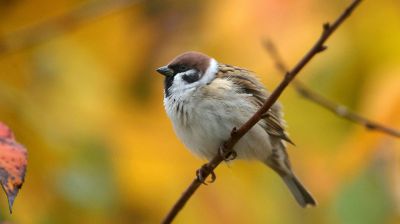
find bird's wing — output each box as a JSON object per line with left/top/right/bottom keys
{"left": 216, "top": 63, "right": 294, "bottom": 144}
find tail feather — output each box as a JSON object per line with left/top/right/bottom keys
{"left": 282, "top": 175, "right": 316, "bottom": 207}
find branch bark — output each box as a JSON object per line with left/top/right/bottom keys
{"left": 162, "top": 1, "right": 363, "bottom": 223}
{"left": 263, "top": 39, "right": 400, "bottom": 138}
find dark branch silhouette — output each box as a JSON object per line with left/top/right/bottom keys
{"left": 162, "top": 0, "right": 363, "bottom": 223}
{"left": 263, "top": 39, "right": 400, "bottom": 138}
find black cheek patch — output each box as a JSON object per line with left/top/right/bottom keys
{"left": 182, "top": 73, "right": 199, "bottom": 83}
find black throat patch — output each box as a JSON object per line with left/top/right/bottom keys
{"left": 164, "top": 76, "right": 174, "bottom": 97}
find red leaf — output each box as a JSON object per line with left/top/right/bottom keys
{"left": 0, "top": 123, "right": 27, "bottom": 213}
{"left": 0, "top": 124, "right": 14, "bottom": 140}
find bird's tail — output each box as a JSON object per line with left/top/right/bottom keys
{"left": 281, "top": 174, "right": 316, "bottom": 207}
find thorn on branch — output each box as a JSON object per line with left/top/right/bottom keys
{"left": 318, "top": 45, "right": 328, "bottom": 52}
{"left": 365, "top": 123, "right": 376, "bottom": 130}
{"left": 323, "top": 23, "right": 331, "bottom": 30}
{"left": 284, "top": 72, "right": 292, "bottom": 80}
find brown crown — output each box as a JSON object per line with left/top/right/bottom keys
{"left": 168, "top": 51, "right": 211, "bottom": 74}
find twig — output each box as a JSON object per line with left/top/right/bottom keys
{"left": 162, "top": 0, "right": 363, "bottom": 223}
{"left": 0, "top": 0, "right": 142, "bottom": 57}
{"left": 263, "top": 39, "right": 400, "bottom": 138}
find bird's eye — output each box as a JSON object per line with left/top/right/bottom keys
{"left": 175, "top": 65, "right": 189, "bottom": 73}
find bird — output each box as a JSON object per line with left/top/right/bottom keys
{"left": 156, "top": 51, "right": 316, "bottom": 207}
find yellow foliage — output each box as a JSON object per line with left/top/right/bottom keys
{"left": 0, "top": 0, "right": 399, "bottom": 223}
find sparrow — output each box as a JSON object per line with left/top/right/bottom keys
{"left": 156, "top": 51, "right": 316, "bottom": 207}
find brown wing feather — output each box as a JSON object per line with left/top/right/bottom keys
{"left": 216, "top": 63, "right": 294, "bottom": 144}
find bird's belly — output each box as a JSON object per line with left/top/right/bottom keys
{"left": 172, "top": 106, "right": 273, "bottom": 161}
{"left": 173, "top": 113, "right": 230, "bottom": 160}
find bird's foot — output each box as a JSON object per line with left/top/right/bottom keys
{"left": 196, "top": 164, "right": 216, "bottom": 185}
{"left": 219, "top": 145, "right": 237, "bottom": 162}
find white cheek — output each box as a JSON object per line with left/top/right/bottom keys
{"left": 171, "top": 69, "right": 199, "bottom": 91}
{"left": 201, "top": 58, "right": 218, "bottom": 84}
{"left": 172, "top": 76, "right": 185, "bottom": 89}
{"left": 169, "top": 59, "right": 218, "bottom": 96}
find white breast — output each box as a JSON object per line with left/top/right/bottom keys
{"left": 164, "top": 78, "right": 273, "bottom": 161}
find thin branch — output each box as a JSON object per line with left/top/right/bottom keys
{"left": 162, "top": 0, "right": 363, "bottom": 223}
{"left": 263, "top": 39, "right": 400, "bottom": 138}
{"left": 0, "top": 0, "right": 142, "bottom": 57}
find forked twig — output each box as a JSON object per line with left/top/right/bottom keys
{"left": 162, "top": 1, "right": 363, "bottom": 223}
{"left": 263, "top": 39, "right": 400, "bottom": 138}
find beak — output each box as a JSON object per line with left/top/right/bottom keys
{"left": 156, "top": 66, "right": 174, "bottom": 77}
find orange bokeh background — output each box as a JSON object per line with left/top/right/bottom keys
{"left": 0, "top": 0, "right": 399, "bottom": 223}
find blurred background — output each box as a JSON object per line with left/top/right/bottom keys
{"left": 0, "top": 0, "right": 399, "bottom": 223}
